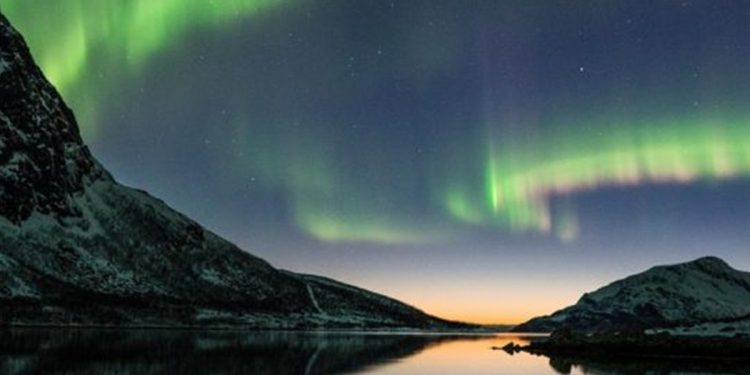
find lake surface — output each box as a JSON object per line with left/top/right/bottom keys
{"left": 1, "top": 329, "right": 748, "bottom": 374}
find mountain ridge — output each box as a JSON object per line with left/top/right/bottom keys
{"left": 0, "top": 12, "right": 464, "bottom": 330}
{"left": 514, "top": 256, "right": 750, "bottom": 333}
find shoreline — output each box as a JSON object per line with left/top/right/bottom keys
{"left": 0, "top": 323, "right": 514, "bottom": 334}
{"left": 512, "top": 330, "right": 750, "bottom": 360}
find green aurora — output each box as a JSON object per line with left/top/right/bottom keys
{"left": 444, "top": 114, "right": 750, "bottom": 241}
{"left": 0, "top": 0, "right": 285, "bottom": 137}
{"left": 4, "top": 1, "right": 750, "bottom": 245}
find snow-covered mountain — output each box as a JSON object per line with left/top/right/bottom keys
{"left": 0, "top": 13, "right": 462, "bottom": 329}
{"left": 514, "top": 256, "right": 750, "bottom": 333}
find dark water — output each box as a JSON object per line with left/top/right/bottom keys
{"left": 0, "top": 329, "right": 748, "bottom": 374}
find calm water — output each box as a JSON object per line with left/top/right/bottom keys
{"left": 0, "top": 329, "right": 748, "bottom": 374}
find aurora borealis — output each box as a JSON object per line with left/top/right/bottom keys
{"left": 448, "top": 114, "right": 750, "bottom": 239}
{"left": 0, "top": 0, "right": 285, "bottom": 136}
{"left": 4, "top": 0, "right": 750, "bottom": 324}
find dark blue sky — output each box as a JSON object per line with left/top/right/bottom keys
{"left": 5, "top": 0, "right": 750, "bottom": 323}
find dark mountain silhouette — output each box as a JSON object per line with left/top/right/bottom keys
{"left": 0, "top": 13, "right": 465, "bottom": 329}
{"left": 514, "top": 256, "right": 750, "bottom": 333}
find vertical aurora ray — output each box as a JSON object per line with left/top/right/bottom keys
{"left": 228, "top": 115, "right": 446, "bottom": 245}
{"left": 0, "top": 0, "right": 286, "bottom": 137}
{"left": 3, "top": 0, "right": 439, "bottom": 245}
{"left": 443, "top": 114, "right": 750, "bottom": 240}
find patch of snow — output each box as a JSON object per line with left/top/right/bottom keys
{"left": 64, "top": 187, "right": 107, "bottom": 237}
{"left": 200, "top": 268, "right": 227, "bottom": 286}
{"left": 196, "top": 308, "right": 235, "bottom": 321}
{"left": 649, "top": 318, "right": 750, "bottom": 337}
{"left": 0, "top": 254, "right": 39, "bottom": 298}
{"left": 0, "top": 152, "right": 31, "bottom": 179}
{"left": 0, "top": 57, "right": 9, "bottom": 76}
{"left": 19, "top": 210, "right": 58, "bottom": 232}
{"left": 307, "top": 283, "right": 326, "bottom": 315}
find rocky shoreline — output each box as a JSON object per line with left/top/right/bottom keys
{"left": 508, "top": 329, "right": 750, "bottom": 359}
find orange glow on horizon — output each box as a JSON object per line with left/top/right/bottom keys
{"left": 329, "top": 265, "right": 604, "bottom": 327}
{"left": 418, "top": 304, "right": 542, "bottom": 326}
{"left": 387, "top": 286, "right": 582, "bottom": 326}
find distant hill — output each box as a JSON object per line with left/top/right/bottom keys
{"left": 514, "top": 256, "right": 750, "bottom": 333}
{"left": 0, "top": 12, "right": 465, "bottom": 330}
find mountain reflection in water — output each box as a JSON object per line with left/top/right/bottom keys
{"left": 2, "top": 330, "right": 748, "bottom": 374}
{"left": 0, "top": 329, "right": 501, "bottom": 374}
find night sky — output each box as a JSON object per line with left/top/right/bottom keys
{"left": 4, "top": 0, "right": 750, "bottom": 324}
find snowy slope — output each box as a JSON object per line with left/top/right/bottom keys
{"left": 0, "top": 13, "right": 462, "bottom": 329}
{"left": 648, "top": 317, "right": 750, "bottom": 337}
{"left": 514, "top": 257, "right": 750, "bottom": 333}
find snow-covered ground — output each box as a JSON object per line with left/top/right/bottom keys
{"left": 516, "top": 256, "right": 750, "bottom": 332}
{"left": 649, "top": 318, "right": 750, "bottom": 337}
{"left": 581, "top": 256, "right": 750, "bottom": 322}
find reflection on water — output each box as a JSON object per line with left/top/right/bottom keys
{"left": 0, "top": 329, "right": 502, "bottom": 375}
{"left": 545, "top": 354, "right": 750, "bottom": 375}
{"left": 0, "top": 329, "right": 747, "bottom": 374}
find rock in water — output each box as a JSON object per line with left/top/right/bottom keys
{"left": 500, "top": 342, "right": 521, "bottom": 354}
{"left": 0, "top": 12, "right": 463, "bottom": 330}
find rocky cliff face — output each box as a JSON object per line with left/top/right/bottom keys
{"left": 0, "top": 13, "right": 108, "bottom": 223}
{"left": 515, "top": 257, "right": 750, "bottom": 333}
{"left": 0, "top": 13, "right": 460, "bottom": 329}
